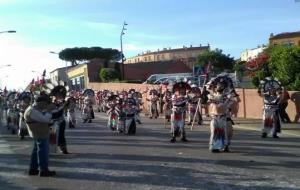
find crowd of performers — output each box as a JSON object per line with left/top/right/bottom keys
{"left": 0, "top": 72, "right": 288, "bottom": 176}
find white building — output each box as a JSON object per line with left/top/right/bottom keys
{"left": 240, "top": 45, "right": 267, "bottom": 62}
{"left": 49, "top": 66, "right": 72, "bottom": 85}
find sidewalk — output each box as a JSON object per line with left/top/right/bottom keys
{"left": 142, "top": 113, "right": 300, "bottom": 137}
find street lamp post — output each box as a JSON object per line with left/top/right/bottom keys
{"left": 120, "top": 21, "right": 128, "bottom": 80}
{"left": 0, "top": 30, "right": 16, "bottom": 34}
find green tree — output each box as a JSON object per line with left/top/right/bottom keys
{"left": 196, "top": 49, "right": 235, "bottom": 74}
{"left": 246, "top": 45, "right": 300, "bottom": 90}
{"left": 99, "top": 68, "right": 120, "bottom": 82}
{"left": 268, "top": 45, "right": 300, "bottom": 90}
{"left": 59, "top": 47, "right": 121, "bottom": 66}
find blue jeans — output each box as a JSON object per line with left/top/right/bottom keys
{"left": 30, "top": 138, "right": 49, "bottom": 172}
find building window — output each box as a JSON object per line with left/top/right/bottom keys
{"left": 157, "top": 55, "right": 160, "bottom": 61}
{"left": 148, "top": 56, "right": 151, "bottom": 61}
{"left": 161, "top": 54, "right": 165, "bottom": 60}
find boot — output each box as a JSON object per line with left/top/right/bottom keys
{"left": 261, "top": 133, "right": 267, "bottom": 138}
{"left": 28, "top": 169, "right": 39, "bottom": 176}
{"left": 170, "top": 137, "right": 176, "bottom": 143}
{"left": 224, "top": 145, "right": 229, "bottom": 152}
{"left": 211, "top": 149, "right": 220, "bottom": 153}
{"left": 273, "top": 134, "right": 279, "bottom": 138}
{"left": 181, "top": 136, "right": 188, "bottom": 142}
{"left": 59, "top": 146, "right": 69, "bottom": 154}
{"left": 39, "top": 170, "right": 56, "bottom": 177}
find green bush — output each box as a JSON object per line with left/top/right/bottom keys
{"left": 99, "top": 68, "right": 120, "bottom": 82}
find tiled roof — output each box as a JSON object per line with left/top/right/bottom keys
{"left": 270, "top": 31, "right": 300, "bottom": 40}
{"left": 124, "top": 60, "right": 192, "bottom": 81}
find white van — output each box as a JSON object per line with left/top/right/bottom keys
{"left": 143, "top": 73, "right": 193, "bottom": 84}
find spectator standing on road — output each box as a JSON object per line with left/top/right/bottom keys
{"left": 24, "top": 92, "right": 63, "bottom": 177}
{"left": 279, "top": 88, "right": 291, "bottom": 123}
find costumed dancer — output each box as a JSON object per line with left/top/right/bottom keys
{"left": 65, "top": 90, "right": 77, "bottom": 128}
{"left": 163, "top": 88, "right": 172, "bottom": 123}
{"left": 17, "top": 91, "right": 33, "bottom": 139}
{"left": 95, "top": 90, "right": 102, "bottom": 112}
{"left": 82, "top": 89, "right": 95, "bottom": 123}
{"left": 106, "top": 93, "right": 120, "bottom": 131}
{"left": 131, "top": 89, "right": 143, "bottom": 124}
{"left": 258, "top": 77, "right": 282, "bottom": 138}
{"left": 187, "top": 84, "right": 203, "bottom": 126}
{"left": 0, "top": 90, "right": 5, "bottom": 122}
{"left": 207, "top": 74, "right": 235, "bottom": 152}
{"left": 123, "top": 96, "right": 137, "bottom": 135}
{"left": 146, "top": 89, "right": 159, "bottom": 119}
{"left": 48, "top": 81, "right": 69, "bottom": 154}
{"left": 6, "top": 91, "right": 19, "bottom": 134}
{"left": 170, "top": 79, "right": 190, "bottom": 143}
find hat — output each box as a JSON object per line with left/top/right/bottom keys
{"left": 34, "top": 92, "right": 50, "bottom": 103}
{"left": 172, "top": 81, "right": 191, "bottom": 92}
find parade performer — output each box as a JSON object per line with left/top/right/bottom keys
{"left": 47, "top": 81, "right": 70, "bottom": 154}
{"left": 170, "top": 79, "right": 190, "bottom": 143}
{"left": 106, "top": 93, "right": 121, "bottom": 131}
{"left": 123, "top": 97, "right": 137, "bottom": 135}
{"left": 95, "top": 90, "right": 103, "bottom": 112}
{"left": 132, "top": 91, "right": 143, "bottom": 124}
{"left": 146, "top": 89, "right": 159, "bottom": 119}
{"left": 17, "top": 91, "right": 33, "bottom": 139}
{"left": 163, "top": 88, "right": 172, "bottom": 122}
{"left": 0, "top": 90, "right": 5, "bottom": 122}
{"left": 258, "top": 77, "right": 282, "bottom": 138}
{"left": 82, "top": 89, "right": 95, "bottom": 123}
{"left": 187, "top": 84, "right": 202, "bottom": 126}
{"left": 207, "top": 74, "right": 235, "bottom": 152}
{"left": 6, "top": 91, "right": 19, "bottom": 134}
{"left": 65, "top": 90, "right": 77, "bottom": 128}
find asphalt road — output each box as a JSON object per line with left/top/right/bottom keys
{"left": 0, "top": 111, "right": 300, "bottom": 190}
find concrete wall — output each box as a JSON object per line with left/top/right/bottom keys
{"left": 88, "top": 82, "right": 299, "bottom": 121}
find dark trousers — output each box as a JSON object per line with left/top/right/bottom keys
{"left": 279, "top": 102, "right": 291, "bottom": 122}
{"left": 30, "top": 138, "right": 49, "bottom": 172}
{"left": 57, "top": 120, "right": 66, "bottom": 147}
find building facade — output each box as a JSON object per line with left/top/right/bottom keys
{"left": 269, "top": 31, "right": 300, "bottom": 46}
{"left": 240, "top": 45, "right": 267, "bottom": 62}
{"left": 67, "top": 58, "right": 115, "bottom": 91}
{"left": 49, "top": 66, "right": 72, "bottom": 85}
{"left": 124, "top": 45, "right": 210, "bottom": 66}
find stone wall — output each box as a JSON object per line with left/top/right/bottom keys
{"left": 88, "top": 82, "right": 299, "bottom": 121}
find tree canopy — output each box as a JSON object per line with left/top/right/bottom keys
{"left": 196, "top": 49, "right": 235, "bottom": 74}
{"left": 246, "top": 45, "right": 300, "bottom": 90}
{"left": 59, "top": 47, "right": 122, "bottom": 66}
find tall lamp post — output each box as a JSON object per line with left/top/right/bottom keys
{"left": 120, "top": 21, "right": 128, "bottom": 80}
{"left": 0, "top": 30, "right": 16, "bottom": 34}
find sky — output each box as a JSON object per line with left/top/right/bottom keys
{"left": 0, "top": 0, "right": 300, "bottom": 89}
